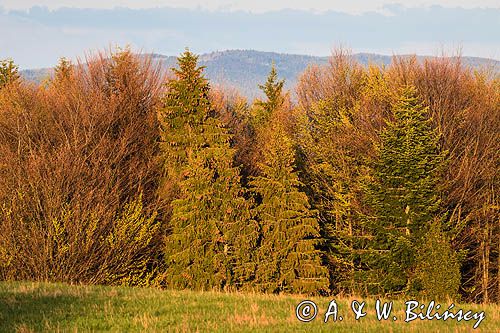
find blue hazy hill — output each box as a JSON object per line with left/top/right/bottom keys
{"left": 21, "top": 49, "right": 499, "bottom": 99}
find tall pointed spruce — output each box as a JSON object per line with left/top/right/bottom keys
{"left": 250, "top": 67, "right": 329, "bottom": 294}
{"left": 159, "top": 50, "right": 258, "bottom": 291}
{"left": 158, "top": 50, "right": 210, "bottom": 201}
{"left": 365, "top": 85, "right": 452, "bottom": 295}
{"left": 253, "top": 62, "right": 284, "bottom": 124}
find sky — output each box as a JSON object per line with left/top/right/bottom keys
{"left": 2, "top": 0, "right": 499, "bottom": 13}
{"left": 1, "top": 1, "right": 499, "bottom": 68}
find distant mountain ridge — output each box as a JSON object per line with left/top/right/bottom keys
{"left": 21, "top": 50, "right": 499, "bottom": 99}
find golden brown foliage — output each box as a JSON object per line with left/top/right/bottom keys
{"left": 0, "top": 50, "right": 166, "bottom": 285}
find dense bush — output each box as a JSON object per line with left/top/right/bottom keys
{"left": 0, "top": 50, "right": 165, "bottom": 285}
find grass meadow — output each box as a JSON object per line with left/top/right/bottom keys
{"left": 0, "top": 281, "right": 498, "bottom": 332}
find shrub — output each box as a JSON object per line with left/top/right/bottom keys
{"left": 0, "top": 49, "right": 165, "bottom": 285}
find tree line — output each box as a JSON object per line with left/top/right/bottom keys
{"left": 0, "top": 48, "right": 498, "bottom": 303}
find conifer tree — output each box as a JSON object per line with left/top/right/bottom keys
{"left": 364, "top": 85, "right": 451, "bottom": 295}
{"left": 159, "top": 50, "right": 258, "bottom": 290}
{"left": 414, "top": 219, "right": 461, "bottom": 300}
{"left": 158, "top": 50, "right": 212, "bottom": 201}
{"left": 252, "top": 62, "right": 284, "bottom": 125}
{"left": 0, "top": 59, "right": 19, "bottom": 88}
{"left": 246, "top": 62, "right": 287, "bottom": 175}
{"left": 250, "top": 68, "right": 329, "bottom": 294}
{"left": 53, "top": 57, "right": 73, "bottom": 83}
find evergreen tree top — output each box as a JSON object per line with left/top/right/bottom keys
{"left": 252, "top": 63, "right": 286, "bottom": 127}
{"left": 391, "top": 85, "right": 430, "bottom": 123}
{"left": 257, "top": 63, "right": 285, "bottom": 112}
{"left": 54, "top": 57, "right": 73, "bottom": 83}
{"left": 378, "top": 84, "right": 443, "bottom": 173}
{"left": 0, "top": 59, "right": 20, "bottom": 87}
{"left": 161, "top": 49, "right": 212, "bottom": 121}
{"left": 172, "top": 49, "right": 207, "bottom": 83}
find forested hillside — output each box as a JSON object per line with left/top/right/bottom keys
{"left": 21, "top": 50, "right": 499, "bottom": 98}
{"left": 1, "top": 48, "right": 499, "bottom": 303}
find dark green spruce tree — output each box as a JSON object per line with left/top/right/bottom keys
{"left": 250, "top": 67, "right": 329, "bottom": 294}
{"left": 159, "top": 50, "right": 258, "bottom": 291}
{"left": 364, "top": 85, "right": 455, "bottom": 296}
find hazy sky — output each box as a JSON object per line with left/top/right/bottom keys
{"left": 2, "top": 0, "right": 499, "bottom": 13}
{"left": 1, "top": 2, "right": 499, "bottom": 68}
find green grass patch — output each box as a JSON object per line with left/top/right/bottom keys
{"left": 0, "top": 281, "right": 497, "bottom": 332}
